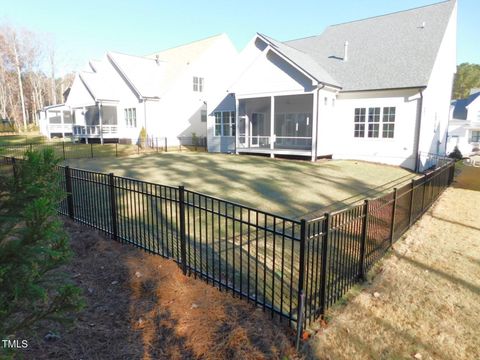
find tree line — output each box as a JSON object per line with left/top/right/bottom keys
{"left": 0, "top": 23, "right": 74, "bottom": 132}
{"left": 453, "top": 63, "right": 480, "bottom": 100}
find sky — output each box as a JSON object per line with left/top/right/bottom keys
{"left": 1, "top": 0, "right": 478, "bottom": 75}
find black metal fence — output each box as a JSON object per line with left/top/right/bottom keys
{"left": 0, "top": 136, "right": 207, "bottom": 160}
{"left": 0, "top": 155, "right": 456, "bottom": 347}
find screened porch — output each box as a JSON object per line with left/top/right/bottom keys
{"left": 237, "top": 94, "right": 314, "bottom": 156}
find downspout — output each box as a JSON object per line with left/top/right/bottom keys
{"left": 314, "top": 83, "right": 325, "bottom": 160}
{"left": 414, "top": 89, "right": 424, "bottom": 172}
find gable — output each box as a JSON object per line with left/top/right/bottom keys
{"left": 233, "top": 50, "right": 316, "bottom": 97}
{"left": 65, "top": 75, "right": 95, "bottom": 106}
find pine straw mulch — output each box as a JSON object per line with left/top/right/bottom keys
{"left": 18, "top": 221, "right": 297, "bottom": 360}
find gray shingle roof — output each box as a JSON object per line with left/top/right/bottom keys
{"left": 270, "top": 0, "right": 456, "bottom": 91}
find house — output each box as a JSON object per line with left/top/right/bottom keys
{"left": 39, "top": 34, "right": 238, "bottom": 145}
{"left": 208, "top": 0, "right": 457, "bottom": 171}
{"left": 447, "top": 89, "right": 480, "bottom": 155}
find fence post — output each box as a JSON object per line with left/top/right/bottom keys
{"left": 319, "top": 213, "right": 329, "bottom": 316}
{"left": 165, "top": 137, "right": 167, "bottom": 152}
{"left": 179, "top": 185, "right": 187, "bottom": 275}
{"left": 358, "top": 200, "right": 369, "bottom": 280}
{"left": 389, "top": 188, "right": 397, "bottom": 245}
{"left": 11, "top": 157, "right": 17, "bottom": 189}
{"left": 296, "top": 219, "right": 307, "bottom": 351}
{"left": 90, "top": 143, "right": 93, "bottom": 158}
{"left": 62, "top": 141, "right": 66, "bottom": 160}
{"left": 109, "top": 173, "right": 118, "bottom": 240}
{"left": 421, "top": 174, "right": 428, "bottom": 213}
{"left": 408, "top": 179, "right": 415, "bottom": 226}
{"left": 115, "top": 143, "right": 118, "bottom": 157}
{"left": 65, "top": 166, "right": 75, "bottom": 220}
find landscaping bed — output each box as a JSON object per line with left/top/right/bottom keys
{"left": 18, "top": 221, "right": 296, "bottom": 360}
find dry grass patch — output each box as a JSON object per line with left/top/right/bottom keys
{"left": 305, "top": 166, "right": 480, "bottom": 360}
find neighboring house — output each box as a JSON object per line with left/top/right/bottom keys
{"left": 39, "top": 34, "right": 238, "bottom": 144}
{"left": 447, "top": 89, "right": 480, "bottom": 155}
{"left": 209, "top": 0, "right": 457, "bottom": 171}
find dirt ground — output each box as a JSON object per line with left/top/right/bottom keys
{"left": 306, "top": 165, "right": 480, "bottom": 359}
{"left": 18, "top": 221, "right": 297, "bottom": 360}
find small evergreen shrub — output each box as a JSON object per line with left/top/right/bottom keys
{"left": 0, "top": 149, "right": 84, "bottom": 352}
{"left": 448, "top": 146, "right": 463, "bottom": 160}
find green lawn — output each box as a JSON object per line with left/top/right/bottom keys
{"left": 0, "top": 133, "right": 50, "bottom": 144}
{"left": 65, "top": 152, "right": 417, "bottom": 219}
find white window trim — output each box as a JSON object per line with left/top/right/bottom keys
{"left": 214, "top": 111, "right": 235, "bottom": 137}
{"left": 353, "top": 106, "right": 396, "bottom": 140}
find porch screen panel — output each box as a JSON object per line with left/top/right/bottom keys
{"left": 85, "top": 106, "right": 99, "bottom": 125}
{"left": 101, "top": 106, "right": 118, "bottom": 125}
{"left": 49, "top": 111, "right": 61, "bottom": 124}
{"left": 63, "top": 111, "right": 74, "bottom": 124}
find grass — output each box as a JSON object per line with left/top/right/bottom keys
{"left": 0, "top": 133, "right": 53, "bottom": 144}
{"left": 306, "top": 165, "right": 480, "bottom": 360}
{"left": 65, "top": 152, "right": 417, "bottom": 219}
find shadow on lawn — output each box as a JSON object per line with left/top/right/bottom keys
{"left": 66, "top": 153, "right": 414, "bottom": 220}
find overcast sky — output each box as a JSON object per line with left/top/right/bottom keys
{"left": 1, "top": 0, "right": 478, "bottom": 75}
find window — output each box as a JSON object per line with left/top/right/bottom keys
{"left": 382, "top": 107, "right": 395, "bottom": 138}
{"left": 324, "top": 97, "right": 328, "bottom": 106}
{"left": 124, "top": 108, "right": 137, "bottom": 127}
{"left": 193, "top": 76, "right": 204, "bottom": 92}
{"left": 214, "top": 111, "right": 235, "bottom": 136}
{"left": 331, "top": 98, "right": 335, "bottom": 107}
{"left": 201, "top": 109, "right": 207, "bottom": 122}
{"left": 471, "top": 130, "right": 480, "bottom": 143}
{"left": 368, "top": 107, "right": 380, "bottom": 138}
{"left": 354, "top": 108, "right": 366, "bottom": 138}
{"left": 354, "top": 107, "right": 395, "bottom": 139}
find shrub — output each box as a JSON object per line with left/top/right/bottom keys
{"left": 0, "top": 149, "right": 84, "bottom": 351}
{"left": 139, "top": 127, "right": 147, "bottom": 148}
{"left": 448, "top": 146, "right": 463, "bottom": 160}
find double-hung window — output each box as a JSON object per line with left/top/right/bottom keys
{"left": 214, "top": 111, "right": 235, "bottom": 136}
{"left": 124, "top": 108, "right": 137, "bottom": 127}
{"left": 193, "top": 76, "right": 204, "bottom": 92}
{"left": 368, "top": 107, "right": 380, "bottom": 138}
{"left": 471, "top": 130, "right": 480, "bottom": 143}
{"left": 354, "top": 107, "right": 395, "bottom": 139}
{"left": 382, "top": 107, "right": 396, "bottom": 138}
{"left": 354, "top": 108, "right": 366, "bottom": 137}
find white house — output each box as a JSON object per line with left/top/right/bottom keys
{"left": 39, "top": 34, "right": 238, "bottom": 145}
{"left": 447, "top": 89, "right": 480, "bottom": 155}
{"left": 208, "top": 0, "right": 457, "bottom": 171}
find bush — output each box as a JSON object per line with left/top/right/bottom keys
{"left": 0, "top": 149, "right": 84, "bottom": 350}
{"left": 139, "top": 127, "right": 147, "bottom": 148}
{"left": 448, "top": 146, "right": 463, "bottom": 160}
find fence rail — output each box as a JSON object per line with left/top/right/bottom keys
{"left": 0, "top": 154, "right": 456, "bottom": 347}
{"left": 0, "top": 136, "right": 207, "bottom": 160}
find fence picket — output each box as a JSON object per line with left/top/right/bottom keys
{"left": 0, "top": 155, "right": 456, "bottom": 336}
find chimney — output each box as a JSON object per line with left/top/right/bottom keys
{"left": 344, "top": 41, "right": 349, "bottom": 62}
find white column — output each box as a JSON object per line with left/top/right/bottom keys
{"left": 270, "top": 96, "right": 275, "bottom": 158}
{"left": 98, "top": 103, "right": 104, "bottom": 144}
{"left": 311, "top": 90, "right": 318, "bottom": 161}
{"left": 235, "top": 98, "right": 239, "bottom": 154}
{"left": 60, "top": 110, "right": 65, "bottom": 138}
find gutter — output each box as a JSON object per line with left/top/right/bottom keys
{"left": 414, "top": 89, "right": 424, "bottom": 172}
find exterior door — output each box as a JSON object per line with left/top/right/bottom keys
{"left": 250, "top": 112, "right": 265, "bottom": 147}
